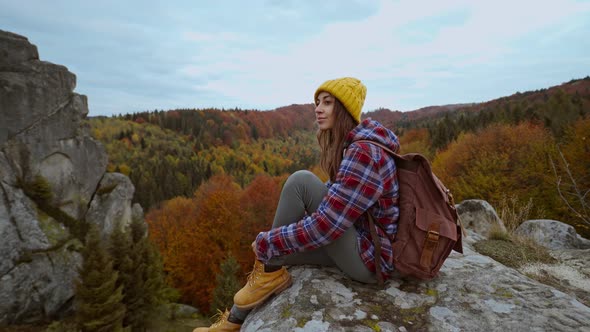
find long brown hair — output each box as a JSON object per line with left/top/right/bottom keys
{"left": 317, "top": 97, "right": 358, "bottom": 182}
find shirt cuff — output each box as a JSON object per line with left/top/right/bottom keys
{"left": 255, "top": 231, "right": 272, "bottom": 262}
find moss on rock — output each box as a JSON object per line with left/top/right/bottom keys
{"left": 37, "top": 210, "right": 70, "bottom": 246}
{"left": 473, "top": 238, "right": 556, "bottom": 268}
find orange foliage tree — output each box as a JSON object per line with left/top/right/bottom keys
{"left": 146, "top": 196, "right": 206, "bottom": 310}
{"left": 146, "top": 175, "right": 244, "bottom": 312}
{"left": 432, "top": 122, "right": 559, "bottom": 217}
{"left": 551, "top": 116, "right": 590, "bottom": 236}
{"left": 558, "top": 116, "right": 590, "bottom": 189}
{"left": 236, "top": 174, "right": 285, "bottom": 267}
{"left": 146, "top": 174, "right": 284, "bottom": 313}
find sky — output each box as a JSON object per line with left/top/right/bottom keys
{"left": 2, "top": 0, "right": 589, "bottom": 117}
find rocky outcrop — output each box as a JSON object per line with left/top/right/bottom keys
{"left": 86, "top": 173, "right": 144, "bottom": 237}
{"left": 0, "top": 29, "right": 106, "bottom": 221}
{"left": 519, "top": 248, "right": 590, "bottom": 307}
{"left": 514, "top": 219, "right": 590, "bottom": 307}
{"left": 243, "top": 244, "right": 590, "bottom": 332}
{"left": 240, "top": 211, "right": 590, "bottom": 331}
{"left": 515, "top": 219, "right": 590, "bottom": 250}
{"left": 0, "top": 30, "right": 138, "bottom": 325}
{"left": 455, "top": 199, "right": 505, "bottom": 237}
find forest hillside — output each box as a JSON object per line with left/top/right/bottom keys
{"left": 89, "top": 76, "right": 590, "bottom": 313}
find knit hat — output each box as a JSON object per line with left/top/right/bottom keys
{"left": 314, "top": 77, "right": 366, "bottom": 124}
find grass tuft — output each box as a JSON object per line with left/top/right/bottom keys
{"left": 474, "top": 235, "right": 556, "bottom": 268}
{"left": 497, "top": 195, "right": 535, "bottom": 232}
{"left": 478, "top": 195, "right": 558, "bottom": 269}
{"left": 487, "top": 224, "right": 511, "bottom": 242}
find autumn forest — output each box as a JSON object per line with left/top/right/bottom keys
{"left": 89, "top": 77, "right": 590, "bottom": 313}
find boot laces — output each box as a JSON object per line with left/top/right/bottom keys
{"left": 246, "top": 261, "right": 264, "bottom": 286}
{"left": 210, "top": 309, "right": 230, "bottom": 328}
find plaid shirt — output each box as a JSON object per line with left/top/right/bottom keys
{"left": 254, "top": 119, "right": 400, "bottom": 279}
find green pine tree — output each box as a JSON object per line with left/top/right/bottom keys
{"left": 125, "top": 241, "right": 148, "bottom": 331}
{"left": 75, "top": 225, "right": 126, "bottom": 332}
{"left": 142, "top": 240, "right": 174, "bottom": 307}
{"left": 123, "top": 217, "right": 173, "bottom": 331}
{"left": 109, "top": 223, "right": 135, "bottom": 330}
{"left": 130, "top": 215, "right": 147, "bottom": 243}
{"left": 210, "top": 254, "right": 241, "bottom": 313}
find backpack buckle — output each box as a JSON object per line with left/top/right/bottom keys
{"left": 421, "top": 229, "right": 440, "bottom": 268}
{"left": 427, "top": 230, "right": 439, "bottom": 242}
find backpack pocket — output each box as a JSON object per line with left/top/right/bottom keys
{"left": 392, "top": 206, "right": 458, "bottom": 279}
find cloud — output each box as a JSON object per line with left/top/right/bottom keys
{"left": 2, "top": 0, "right": 588, "bottom": 115}
{"left": 180, "top": 0, "right": 590, "bottom": 111}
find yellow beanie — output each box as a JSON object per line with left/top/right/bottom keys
{"left": 314, "top": 77, "right": 366, "bottom": 124}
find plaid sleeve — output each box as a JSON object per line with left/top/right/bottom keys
{"left": 254, "top": 144, "right": 384, "bottom": 262}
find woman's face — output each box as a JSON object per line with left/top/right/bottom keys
{"left": 315, "top": 91, "right": 336, "bottom": 130}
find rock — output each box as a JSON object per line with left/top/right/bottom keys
{"left": 0, "top": 29, "right": 140, "bottom": 325}
{"left": 515, "top": 219, "right": 590, "bottom": 250}
{"left": 1, "top": 28, "right": 107, "bottom": 221}
{"left": 0, "top": 174, "right": 83, "bottom": 323}
{"left": 171, "top": 304, "right": 199, "bottom": 319}
{"left": 456, "top": 199, "right": 506, "bottom": 237}
{"left": 86, "top": 173, "right": 136, "bottom": 235}
{"left": 519, "top": 249, "right": 590, "bottom": 306}
{"left": 243, "top": 245, "right": 590, "bottom": 331}
{"left": 0, "top": 180, "right": 51, "bottom": 274}
{"left": 462, "top": 229, "right": 486, "bottom": 247}
{"left": 0, "top": 30, "right": 76, "bottom": 146}
{"left": 132, "top": 203, "right": 144, "bottom": 224}
{"left": 0, "top": 30, "right": 38, "bottom": 67}
{"left": 0, "top": 240, "right": 82, "bottom": 324}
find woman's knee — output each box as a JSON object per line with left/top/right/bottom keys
{"left": 284, "top": 170, "right": 321, "bottom": 189}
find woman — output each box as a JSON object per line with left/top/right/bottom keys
{"left": 194, "top": 77, "right": 400, "bottom": 332}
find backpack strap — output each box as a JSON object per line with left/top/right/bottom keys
{"left": 349, "top": 140, "right": 397, "bottom": 286}
{"left": 352, "top": 140, "right": 398, "bottom": 157}
{"left": 366, "top": 213, "right": 384, "bottom": 285}
{"left": 421, "top": 222, "right": 440, "bottom": 267}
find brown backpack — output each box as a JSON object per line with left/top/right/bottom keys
{"left": 355, "top": 140, "right": 464, "bottom": 283}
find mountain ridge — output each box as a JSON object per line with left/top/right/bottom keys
{"left": 108, "top": 76, "right": 590, "bottom": 141}
{"left": 97, "top": 76, "right": 590, "bottom": 123}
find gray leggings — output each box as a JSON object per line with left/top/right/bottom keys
{"left": 230, "top": 171, "right": 375, "bottom": 322}
{"left": 266, "top": 170, "right": 376, "bottom": 284}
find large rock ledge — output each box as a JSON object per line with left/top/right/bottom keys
{"left": 0, "top": 29, "right": 140, "bottom": 325}
{"left": 243, "top": 244, "right": 590, "bottom": 332}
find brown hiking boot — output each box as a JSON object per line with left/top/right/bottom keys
{"left": 193, "top": 310, "right": 241, "bottom": 332}
{"left": 233, "top": 260, "right": 292, "bottom": 310}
